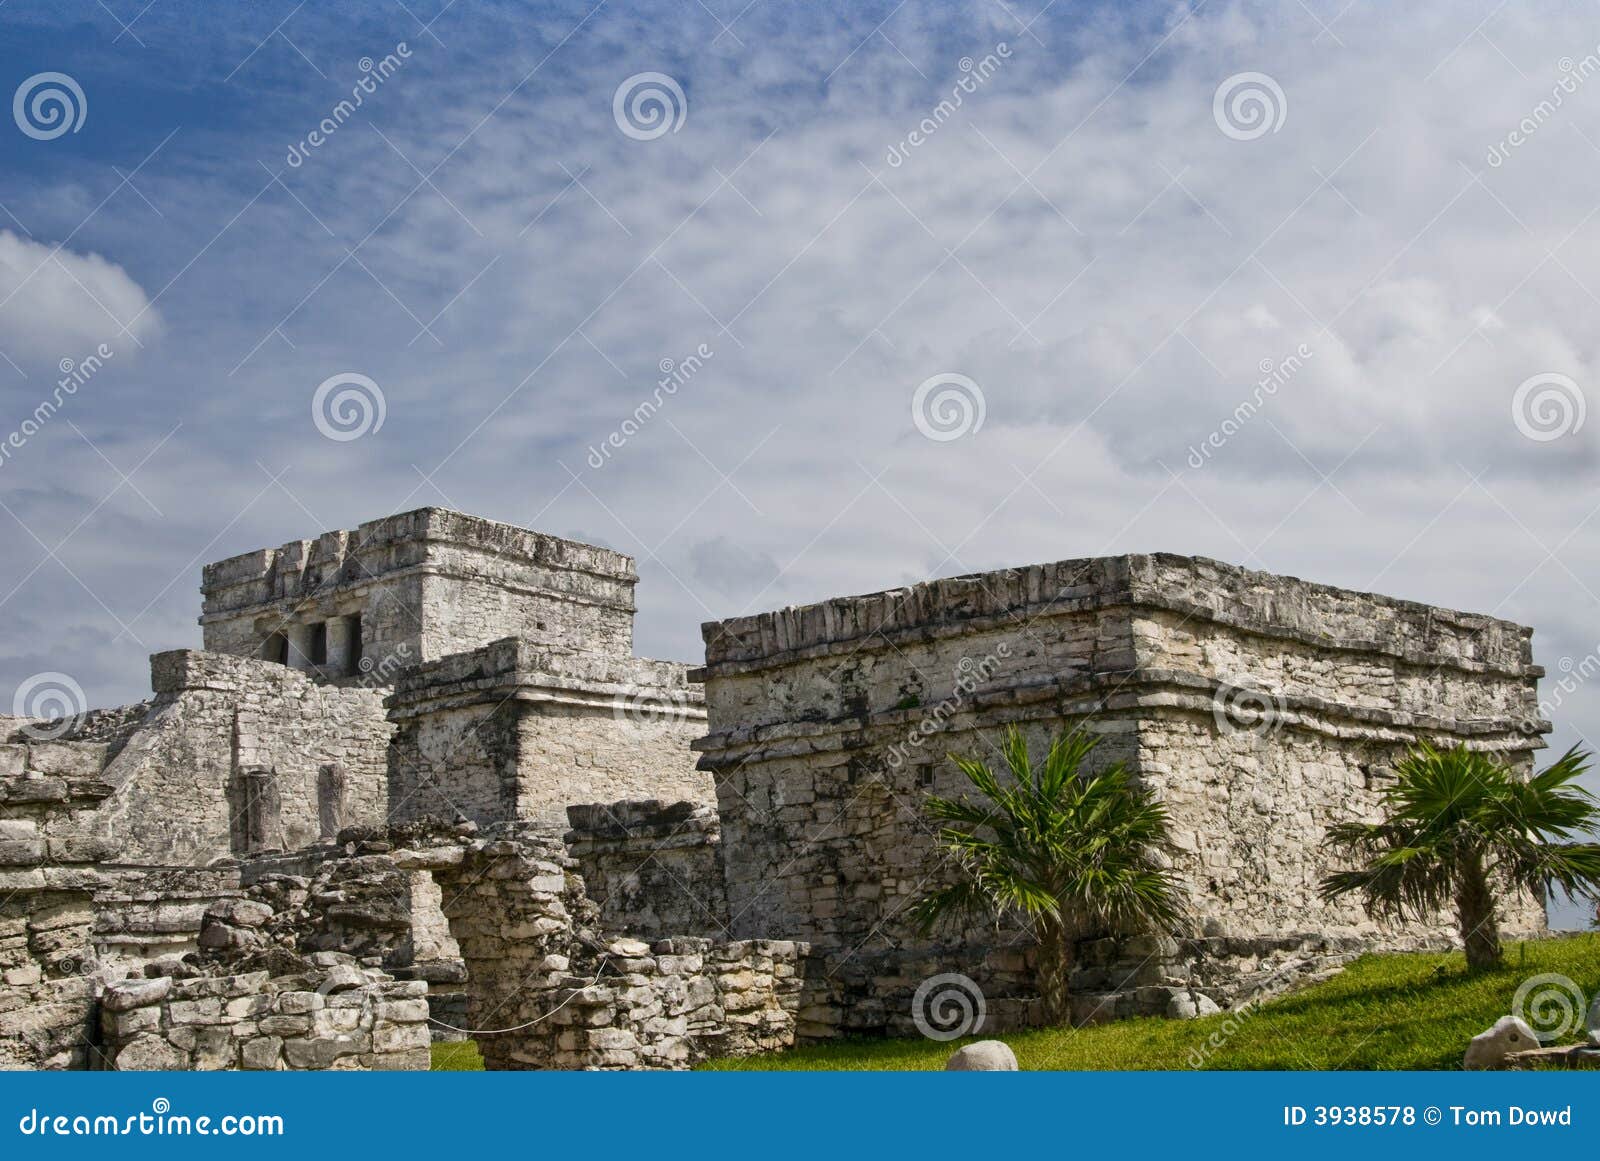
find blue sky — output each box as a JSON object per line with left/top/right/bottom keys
{"left": 2, "top": 1, "right": 1598, "bottom": 922}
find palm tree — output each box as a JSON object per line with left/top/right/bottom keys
{"left": 909, "top": 726, "right": 1185, "bottom": 1025}
{"left": 1321, "top": 742, "right": 1600, "bottom": 971}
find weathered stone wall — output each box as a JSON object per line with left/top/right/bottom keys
{"left": 564, "top": 800, "right": 729, "bottom": 937}
{"left": 399, "top": 829, "right": 807, "bottom": 1069}
{"left": 200, "top": 508, "right": 638, "bottom": 668}
{"left": 100, "top": 970, "right": 430, "bottom": 1070}
{"left": 1, "top": 761, "right": 116, "bottom": 1070}
{"left": 91, "top": 867, "right": 243, "bottom": 970}
{"left": 92, "top": 650, "right": 390, "bottom": 864}
{"left": 225, "top": 837, "right": 465, "bottom": 987}
{"left": 694, "top": 553, "right": 1551, "bottom": 1029}
{"left": 388, "top": 639, "right": 711, "bottom": 829}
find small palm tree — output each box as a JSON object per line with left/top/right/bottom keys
{"left": 1321, "top": 742, "right": 1600, "bottom": 971}
{"left": 909, "top": 726, "right": 1185, "bottom": 1025}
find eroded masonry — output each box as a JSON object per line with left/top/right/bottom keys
{"left": 0, "top": 509, "right": 1552, "bottom": 1069}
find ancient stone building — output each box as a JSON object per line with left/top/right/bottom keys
{"left": 199, "top": 508, "right": 639, "bottom": 674}
{"left": 387, "top": 638, "right": 708, "bottom": 828}
{"left": 0, "top": 513, "right": 1562, "bottom": 1070}
{"left": 693, "top": 553, "right": 1550, "bottom": 1031}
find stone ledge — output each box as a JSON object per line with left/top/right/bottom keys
{"left": 694, "top": 665, "right": 1546, "bottom": 769}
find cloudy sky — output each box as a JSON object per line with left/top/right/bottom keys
{"left": 2, "top": 1, "right": 1597, "bottom": 921}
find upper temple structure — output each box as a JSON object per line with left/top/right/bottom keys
{"left": 0, "top": 508, "right": 1553, "bottom": 1070}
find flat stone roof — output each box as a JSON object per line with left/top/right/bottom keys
{"left": 698, "top": 552, "right": 1537, "bottom": 678}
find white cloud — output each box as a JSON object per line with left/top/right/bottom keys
{"left": 0, "top": 229, "right": 161, "bottom": 365}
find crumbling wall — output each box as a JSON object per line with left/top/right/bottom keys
{"left": 0, "top": 754, "right": 117, "bottom": 1069}
{"left": 100, "top": 970, "right": 429, "bottom": 1070}
{"left": 400, "top": 829, "right": 807, "bottom": 1069}
{"left": 91, "top": 867, "right": 243, "bottom": 970}
{"left": 92, "top": 650, "right": 390, "bottom": 864}
{"left": 564, "top": 800, "right": 729, "bottom": 937}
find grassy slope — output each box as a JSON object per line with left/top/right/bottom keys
{"left": 702, "top": 934, "right": 1600, "bottom": 1071}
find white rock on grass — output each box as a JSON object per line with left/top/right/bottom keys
{"left": 1462, "top": 1015, "right": 1538, "bottom": 1070}
{"left": 945, "top": 1040, "right": 1018, "bottom": 1071}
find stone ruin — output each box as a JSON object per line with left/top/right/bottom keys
{"left": 0, "top": 508, "right": 1553, "bottom": 1069}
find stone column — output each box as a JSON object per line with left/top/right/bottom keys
{"left": 285, "top": 623, "right": 316, "bottom": 671}
{"left": 325, "top": 616, "right": 354, "bottom": 676}
{"left": 317, "top": 762, "right": 347, "bottom": 842}
{"left": 241, "top": 766, "right": 282, "bottom": 855}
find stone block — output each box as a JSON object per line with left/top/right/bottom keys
{"left": 26, "top": 743, "right": 107, "bottom": 778}
{"left": 240, "top": 1035, "right": 283, "bottom": 1070}
{"left": 102, "top": 975, "right": 173, "bottom": 1012}
{"left": 113, "top": 1033, "right": 188, "bottom": 1071}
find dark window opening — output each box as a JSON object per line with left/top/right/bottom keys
{"left": 309, "top": 621, "right": 328, "bottom": 666}
{"left": 263, "top": 633, "right": 288, "bottom": 665}
{"left": 918, "top": 764, "right": 936, "bottom": 789}
{"left": 347, "top": 614, "right": 363, "bottom": 675}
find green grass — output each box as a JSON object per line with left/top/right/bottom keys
{"left": 430, "top": 1040, "right": 484, "bottom": 1070}
{"left": 703, "top": 933, "right": 1600, "bottom": 1071}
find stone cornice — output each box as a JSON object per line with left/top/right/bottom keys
{"left": 692, "top": 665, "right": 1546, "bottom": 770}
